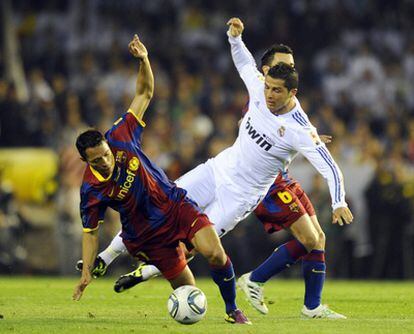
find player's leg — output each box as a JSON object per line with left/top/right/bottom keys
{"left": 114, "top": 165, "right": 245, "bottom": 293}
{"left": 251, "top": 213, "right": 316, "bottom": 282}
{"left": 76, "top": 230, "right": 161, "bottom": 282}
{"left": 114, "top": 244, "right": 190, "bottom": 293}
{"left": 165, "top": 258, "right": 247, "bottom": 323}
{"left": 301, "top": 215, "right": 326, "bottom": 311}
{"left": 300, "top": 214, "right": 345, "bottom": 319}
{"left": 203, "top": 182, "right": 256, "bottom": 238}
{"left": 99, "top": 231, "right": 126, "bottom": 265}
{"left": 113, "top": 163, "right": 217, "bottom": 290}
{"left": 175, "top": 161, "right": 216, "bottom": 209}
{"left": 238, "top": 183, "right": 312, "bottom": 314}
{"left": 191, "top": 225, "right": 251, "bottom": 324}
{"left": 168, "top": 265, "right": 196, "bottom": 289}
{"left": 238, "top": 214, "right": 313, "bottom": 314}
{"left": 114, "top": 261, "right": 161, "bottom": 292}
{"left": 292, "top": 188, "right": 345, "bottom": 318}
{"left": 130, "top": 248, "right": 195, "bottom": 290}
{"left": 113, "top": 181, "right": 234, "bottom": 294}
{"left": 256, "top": 184, "right": 345, "bottom": 319}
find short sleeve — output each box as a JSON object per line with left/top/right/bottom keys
{"left": 105, "top": 110, "right": 146, "bottom": 148}
{"left": 80, "top": 184, "right": 107, "bottom": 232}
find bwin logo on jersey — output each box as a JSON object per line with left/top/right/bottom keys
{"left": 245, "top": 117, "right": 272, "bottom": 151}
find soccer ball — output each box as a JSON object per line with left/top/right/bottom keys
{"left": 167, "top": 285, "right": 207, "bottom": 324}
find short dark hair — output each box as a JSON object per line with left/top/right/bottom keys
{"left": 76, "top": 129, "right": 105, "bottom": 160}
{"left": 267, "top": 63, "right": 299, "bottom": 91}
{"left": 260, "top": 44, "right": 293, "bottom": 69}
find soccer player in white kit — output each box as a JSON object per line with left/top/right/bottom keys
{"left": 226, "top": 17, "right": 353, "bottom": 319}
{"left": 78, "top": 17, "right": 353, "bottom": 318}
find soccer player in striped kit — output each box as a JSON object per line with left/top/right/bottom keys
{"left": 72, "top": 34, "right": 251, "bottom": 325}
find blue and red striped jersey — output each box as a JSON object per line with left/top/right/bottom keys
{"left": 79, "top": 110, "right": 187, "bottom": 247}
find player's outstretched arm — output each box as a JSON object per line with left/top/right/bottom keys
{"left": 295, "top": 129, "right": 353, "bottom": 226}
{"left": 226, "top": 18, "right": 258, "bottom": 73}
{"left": 73, "top": 230, "right": 99, "bottom": 301}
{"left": 128, "top": 34, "right": 154, "bottom": 122}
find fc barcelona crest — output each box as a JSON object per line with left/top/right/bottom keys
{"left": 289, "top": 203, "right": 299, "bottom": 213}
{"left": 116, "top": 151, "right": 127, "bottom": 164}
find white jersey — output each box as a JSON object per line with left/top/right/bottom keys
{"left": 109, "top": 34, "right": 349, "bottom": 251}
{"left": 209, "top": 34, "right": 347, "bottom": 210}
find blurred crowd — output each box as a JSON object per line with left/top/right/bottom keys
{"left": 1, "top": 0, "right": 414, "bottom": 278}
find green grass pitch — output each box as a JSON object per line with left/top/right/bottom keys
{"left": 0, "top": 277, "right": 413, "bottom": 333}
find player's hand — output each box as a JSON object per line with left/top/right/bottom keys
{"left": 226, "top": 17, "right": 244, "bottom": 37}
{"left": 320, "top": 135, "right": 332, "bottom": 144}
{"left": 73, "top": 270, "right": 92, "bottom": 301}
{"left": 332, "top": 207, "right": 353, "bottom": 226}
{"left": 128, "top": 34, "right": 148, "bottom": 60}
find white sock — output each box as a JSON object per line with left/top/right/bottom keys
{"left": 141, "top": 264, "right": 161, "bottom": 280}
{"left": 99, "top": 231, "right": 126, "bottom": 265}
{"left": 140, "top": 255, "right": 193, "bottom": 281}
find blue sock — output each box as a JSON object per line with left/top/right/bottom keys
{"left": 302, "top": 250, "right": 326, "bottom": 310}
{"left": 209, "top": 256, "right": 237, "bottom": 314}
{"left": 250, "top": 239, "right": 308, "bottom": 283}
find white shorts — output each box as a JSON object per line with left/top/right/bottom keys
{"left": 175, "top": 161, "right": 263, "bottom": 237}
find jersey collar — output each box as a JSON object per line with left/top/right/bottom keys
{"left": 89, "top": 165, "right": 113, "bottom": 182}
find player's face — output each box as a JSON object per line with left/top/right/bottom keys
{"left": 264, "top": 76, "right": 295, "bottom": 113}
{"left": 84, "top": 141, "right": 115, "bottom": 178}
{"left": 262, "top": 53, "right": 295, "bottom": 75}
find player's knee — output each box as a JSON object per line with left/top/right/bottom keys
{"left": 300, "top": 231, "right": 319, "bottom": 251}
{"left": 202, "top": 245, "right": 226, "bottom": 266}
{"left": 317, "top": 230, "right": 326, "bottom": 249}
{"left": 170, "top": 267, "right": 195, "bottom": 289}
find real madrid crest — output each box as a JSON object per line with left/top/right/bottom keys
{"left": 278, "top": 126, "right": 286, "bottom": 137}
{"left": 310, "top": 131, "right": 321, "bottom": 145}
